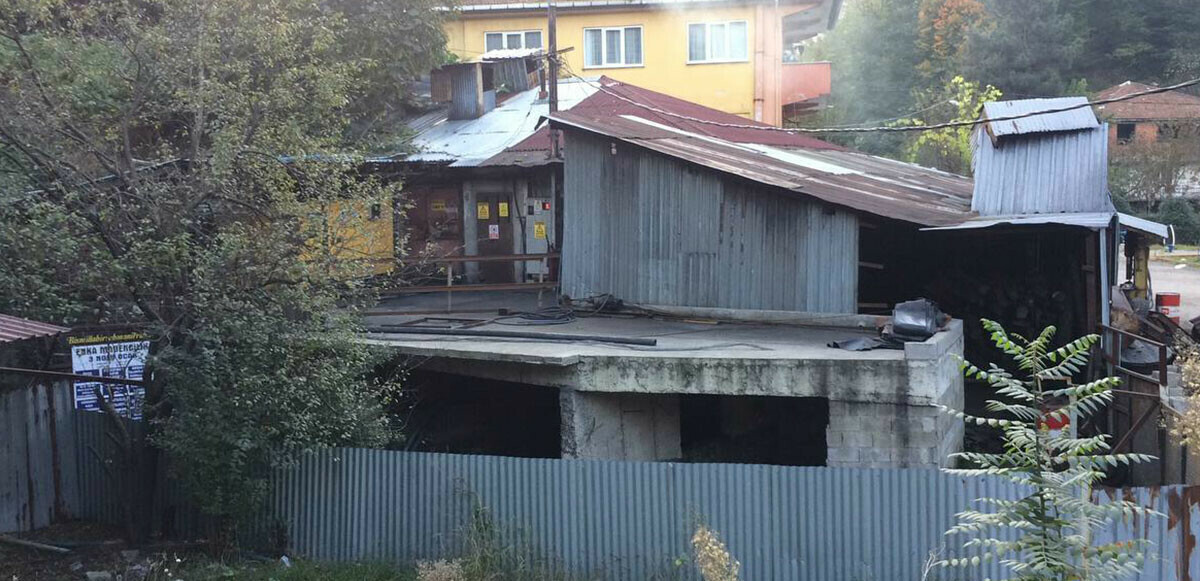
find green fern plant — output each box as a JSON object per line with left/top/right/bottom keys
{"left": 935, "top": 320, "right": 1159, "bottom": 581}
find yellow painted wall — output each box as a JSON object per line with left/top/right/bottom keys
{"left": 303, "top": 201, "right": 395, "bottom": 276}
{"left": 446, "top": 6, "right": 759, "bottom": 117}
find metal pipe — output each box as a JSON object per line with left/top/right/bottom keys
{"left": 0, "top": 366, "right": 146, "bottom": 386}
{"left": 366, "top": 326, "right": 657, "bottom": 346}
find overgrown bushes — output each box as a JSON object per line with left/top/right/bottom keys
{"left": 1157, "top": 198, "right": 1200, "bottom": 244}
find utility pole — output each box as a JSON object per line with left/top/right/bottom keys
{"left": 547, "top": 0, "right": 558, "bottom": 114}
{"left": 547, "top": 0, "right": 560, "bottom": 160}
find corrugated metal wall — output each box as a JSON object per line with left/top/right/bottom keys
{"left": 271, "top": 448, "right": 1200, "bottom": 581}
{"left": 971, "top": 125, "right": 1114, "bottom": 216}
{"left": 0, "top": 380, "right": 78, "bottom": 533}
{"left": 562, "top": 133, "right": 858, "bottom": 313}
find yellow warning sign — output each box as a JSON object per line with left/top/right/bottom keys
{"left": 431, "top": 200, "right": 447, "bottom": 212}
{"left": 534, "top": 221, "right": 547, "bottom": 240}
{"left": 498, "top": 202, "right": 509, "bottom": 217}
{"left": 476, "top": 202, "right": 490, "bottom": 220}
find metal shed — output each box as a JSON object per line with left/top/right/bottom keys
{"left": 552, "top": 112, "right": 974, "bottom": 313}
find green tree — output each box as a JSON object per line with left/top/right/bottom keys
{"left": 805, "top": 0, "right": 922, "bottom": 156}
{"left": 899, "top": 75, "right": 1001, "bottom": 175}
{"left": 916, "top": 0, "right": 986, "bottom": 85}
{"left": 0, "top": 0, "right": 442, "bottom": 539}
{"left": 1157, "top": 198, "right": 1200, "bottom": 245}
{"left": 966, "top": 0, "right": 1081, "bottom": 97}
{"left": 937, "top": 321, "right": 1157, "bottom": 580}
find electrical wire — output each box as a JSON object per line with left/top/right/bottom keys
{"left": 553, "top": 59, "right": 1200, "bottom": 135}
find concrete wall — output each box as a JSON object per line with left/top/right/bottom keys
{"left": 403, "top": 319, "right": 966, "bottom": 469}
{"left": 560, "top": 391, "right": 680, "bottom": 461}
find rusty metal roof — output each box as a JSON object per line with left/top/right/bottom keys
{"left": 0, "top": 314, "right": 68, "bottom": 344}
{"left": 549, "top": 112, "right": 975, "bottom": 226}
{"left": 1096, "top": 81, "right": 1200, "bottom": 121}
{"left": 480, "top": 76, "right": 842, "bottom": 168}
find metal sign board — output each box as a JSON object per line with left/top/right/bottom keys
{"left": 68, "top": 331, "right": 149, "bottom": 420}
{"left": 488, "top": 224, "right": 501, "bottom": 240}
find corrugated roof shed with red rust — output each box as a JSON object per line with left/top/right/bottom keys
{"left": 1096, "top": 81, "right": 1200, "bottom": 122}
{"left": 549, "top": 110, "right": 975, "bottom": 226}
{"left": 0, "top": 313, "right": 68, "bottom": 344}
{"left": 482, "top": 76, "right": 844, "bottom": 167}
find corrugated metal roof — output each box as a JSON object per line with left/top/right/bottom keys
{"left": 922, "top": 212, "right": 1116, "bottom": 232}
{"left": 0, "top": 313, "right": 68, "bottom": 344}
{"left": 550, "top": 112, "right": 975, "bottom": 226}
{"left": 480, "top": 76, "right": 843, "bottom": 168}
{"left": 477, "top": 48, "right": 544, "bottom": 61}
{"left": 1120, "top": 212, "right": 1170, "bottom": 239}
{"left": 970, "top": 121, "right": 1113, "bottom": 216}
{"left": 981, "top": 97, "right": 1099, "bottom": 138}
{"left": 402, "top": 79, "right": 598, "bottom": 167}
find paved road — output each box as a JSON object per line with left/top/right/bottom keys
{"left": 1148, "top": 259, "right": 1200, "bottom": 330}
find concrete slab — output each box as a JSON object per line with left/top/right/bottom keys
{"left": 366, "top": 290, "right": 904, "bottom": 363}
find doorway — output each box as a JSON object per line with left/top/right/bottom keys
{"left": 475, "top": 192, "right": 515, "bottom": 283}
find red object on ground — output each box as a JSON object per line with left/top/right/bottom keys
{"left": 1157, "top": 292, "right": 1182, "bottom": 324}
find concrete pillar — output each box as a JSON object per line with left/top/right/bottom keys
{"left": 461, "top": 181, "right": 479, "bottom": 282}
{"left": 560, "top": 390, "right": 681, "bottom": 461}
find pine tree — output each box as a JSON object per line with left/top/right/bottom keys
{"left": 937, "top": 320, "right": 1159, "bottom": 581}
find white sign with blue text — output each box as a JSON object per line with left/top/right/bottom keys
{"left": 70, "top": 332, "right": 149, "bottom": 420}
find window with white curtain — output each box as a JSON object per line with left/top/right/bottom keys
{"left": 687, "top": 21, "right": 748, "bottom": 63}
{"left": 484, "top": 30, "right": 543, "bottom": 52}
{"left": 583, "top": 26, "right": 643, "bottom": 67}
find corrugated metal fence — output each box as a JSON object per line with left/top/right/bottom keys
{"left": 9, "top": 409, "right": 1200, "bottom": 579}
{"left": 272, "top": 448, "right": 1200, "bottom": 580}
{"left": 0, "top": 379, "right": 78, "bottom": 533}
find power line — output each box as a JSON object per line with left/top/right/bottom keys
{"left": 554, "top": 60, "right": 1200, "bottom": 135}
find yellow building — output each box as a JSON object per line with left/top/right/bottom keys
{"left": 444, "top": 0, "right": 838, "bottom": 126}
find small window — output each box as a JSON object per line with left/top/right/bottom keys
{"left": 688, "top": 21, "right": 749, "bottom": 63}
{"left": 583, "top": 26, "right": 643, "bottom": 68}
{"left": 369, "top": 203, "right": 382, "bottom": 220}
{"left": 484, "top": 30, "right": 542, "bottom": 51}
{"left": 1116, "top": 123, "right": 1135, "bottom": 144}
{"left": 485, "top": 33, "right": 503, "bottom": 52}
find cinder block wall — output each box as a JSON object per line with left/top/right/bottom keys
{"left": 826, "top": 320, "right": 965, "bottom": 468}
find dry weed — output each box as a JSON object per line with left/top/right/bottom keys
{"left": 691, "top": 525, "right": 740, "bottom": 581}
{"left": 416, "top": 559, "right": 466, "bottom": 581}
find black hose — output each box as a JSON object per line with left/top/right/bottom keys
{"left": 366, "top": 326, "right": 657, "bottom": 346}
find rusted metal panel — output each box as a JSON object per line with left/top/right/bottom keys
{"left": 561, "top": 132, "right": 857, "bottom": 312}
{"left": 0, "top": 314, "right": 67, "bottom": 344}
{"left": 551, "top": 112, "right": 974, "bottom": 227}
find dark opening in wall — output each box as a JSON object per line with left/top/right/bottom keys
{"left": 1117, "top": 122, "right": 1135, "bottom": 144}
{"left": 392, "top": 371, "right": 560, "bottom": 458}
{"left": 679, "top": 395, "right": 828, "bottom": 466}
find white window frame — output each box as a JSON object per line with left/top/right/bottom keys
{"left": 582, "top": 26, "right": 644, "bottom": 69}
{"left": 483, "top": 29, "right": 543, "bottom": 51}
{"left": 687, "top": 20, "right": 750, "bottom": 64}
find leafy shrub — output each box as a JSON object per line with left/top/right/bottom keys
{"left": 1157, "top": 198, "right": 1200, "bottom": 244}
